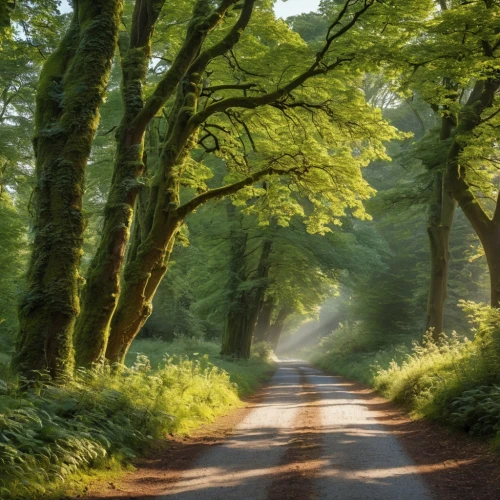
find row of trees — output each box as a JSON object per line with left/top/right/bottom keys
{"left": 8, "top": 0, "right": 402, "bottom": 379}
{"left": 1, "top": 0, "right": 499, "bottom": 380}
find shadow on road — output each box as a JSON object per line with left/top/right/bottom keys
{"left": 84, "top": 362, "right": 500, "bottom": 500}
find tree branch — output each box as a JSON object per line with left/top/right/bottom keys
{"left": 189, "top": 57, "right": 352, "bottom": 126}
{"left": 176, "top": 165, "right": 290, "bottom": 218}
{"left": 129, "top": 0, "right": 240, "bottom": 141}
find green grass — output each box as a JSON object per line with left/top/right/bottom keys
{"left": 0, "top": 337, "right": 276, "bottom": 499}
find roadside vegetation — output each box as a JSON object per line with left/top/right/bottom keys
{"left": 0, "top": 337, "right": 274, "bottom": 499}
{"left": 311, "top": 302, "right": 500, "bottom": 444}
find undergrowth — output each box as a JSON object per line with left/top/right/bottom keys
{"left": 127, "top": 337, "right": 275, "bottom": 397}
{"left": 0, "top": 337, "right": 275, "bottom": 499}
{"left": 311, "top": 302, "right": 500, "bottom": 443}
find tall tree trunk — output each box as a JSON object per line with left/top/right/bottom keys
{"left": 13, "top": 0, "right": 122, "bottom": 380}
{"left": 103, "top": 69, "right": 201, "bottom": 365}
{"left": 222, "top": 308, "right": 258, "bottom": 359}
{"left": 221, "top": 237, "right": 273, "bottom": 358}
{"left": 267, "top": 307, "right": 291, "bottom": 350}
{"left": 73, "top": 0, "right": 234, "bottom": 367}
{"left": 425, "top": 114, "right": 456, "bottom": 339}
{"left": 94, "top": 0, "right": 259, "bottom": 365}
{"left": 254, "top": 297, "right": 274, "bottom": 342}
{"left": 105, "top": 218, "right": 180, "bottom": 364}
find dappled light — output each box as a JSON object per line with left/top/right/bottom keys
{"left": 1, "top": 0, "right": 500, "bottom": 498}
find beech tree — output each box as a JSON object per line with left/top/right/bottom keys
{"left": 368, "top": 0, "right": 500, "bottom": 338}
{"left": 401, "top": 0, "right": 500, "bottom": 319}
{"left": 73, "top": 0, "right": 408, "bottom": 365}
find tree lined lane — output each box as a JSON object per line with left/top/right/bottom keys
{"left": 157, "top": 362, "right": 432, "bottom": 500}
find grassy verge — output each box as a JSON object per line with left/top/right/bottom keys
{"left": 126, "top": 337, "right": 276, "bottom": 398}
{"left": 0, "top": 337, "right": 276, "bottom": 499}
{"left": 310, "top": 305, "right": 500, "bottom": 446}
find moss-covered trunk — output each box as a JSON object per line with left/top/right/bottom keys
{"left": 103, "top": 69, "right": 203, "bottom": 364}
{"left": 73, "top": 1, "right": 164, "bottom": 367}
{"left": 73, "top": 1, "right": 241, "bottom": 367}
{"left": 13, "top": 0, "right": 122, "bottom": 380}
{"left": 97, "top": 3, "right": 256, "bottom": 365}
{"left": 104, "top": 198, "right": 181, "bottom": 364}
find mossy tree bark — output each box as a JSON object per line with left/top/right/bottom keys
{"left": 88, "top": 0, "right": 373, "bottom": 365}
{"left": 73, "top": 0, "right": 240, "bottom": 367}
{"left": 13, "top": 0, "right": 122, "bottom": 380}
{"left": 99, "top": 0, "right": 260, "bottom": 364}
{"left": 447, "top": 77, "right": 500, "bottom": 307}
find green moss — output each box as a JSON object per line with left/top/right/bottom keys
{"left": 14, "top": 0, "right": 123, "bottom": 381}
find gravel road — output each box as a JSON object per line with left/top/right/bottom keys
{"left": 157, "top": 361, "right": 432, "bottom": 500}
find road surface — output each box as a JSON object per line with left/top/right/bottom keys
{"left": 157, "top": 361, "right": 432, "bottom": 500}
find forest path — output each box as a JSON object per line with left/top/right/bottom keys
{"left": 156, "top": 361, "right": 432, "bottom": 500}
{"left": 87, "top": 360, "right": 500, "bottom": 500}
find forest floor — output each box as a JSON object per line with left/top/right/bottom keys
{"left": 80, "top": 361, "right": 500, "bottom": 500}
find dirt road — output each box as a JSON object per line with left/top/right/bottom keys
{"left": 158, "top": 361, "right": 431, "bottom": 499}
{"left": 88, "top": 361, "right": 500, "bottom": 500}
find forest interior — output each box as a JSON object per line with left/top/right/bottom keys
{"left": 2, "top": 0, "right": 500, "bottom": 498}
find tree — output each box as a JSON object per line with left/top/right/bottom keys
{"left": 75, "top": 0, "right": 403, "bottom": 365}
{"left": 12, "top": 0, "right": 123, "bottom": 379}
{"left": 220, "top": 204, "right": 272, "bottom": 358}
{"left": 377, "top": 0, "right": 500, "bottom": 333}
{"left": 415, "top": 0, "right": 499, "bottom": 308}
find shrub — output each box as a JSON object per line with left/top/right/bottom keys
{"left": 251, "top": 341, "right": 274, "bottom": 361}
{"left": 451, "top": 386, "right": 500, "bottom": 436}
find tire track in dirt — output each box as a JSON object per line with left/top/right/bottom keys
{"left": 266, "top": 367, "right": 323, "bottom": 500}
